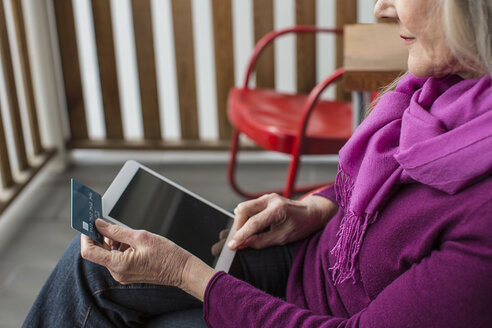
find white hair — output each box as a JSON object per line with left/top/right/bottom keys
{"left": 444, "top": 0, "right": 492, "bottom": 77}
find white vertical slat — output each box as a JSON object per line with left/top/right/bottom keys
{"left": 232, "top": 0, "right": 254, "bottom": 88}
{"left": 3, "top": 0, "right": 33, "bottom": 157}
{"left": 152, "top": 0, "right": 180, "bottom": 140}
{"left": 72, "top": 0, "right": 105, "bottom": 139}
{"left": 110, "top": 0, "right": 143, "bottom": 139}
{"left": 0, "top": 52, "right": 17, "bottom": 171}
{"left": 273, "top": 0, "right": 296, "bottom": 94}
{"left": 19, "top": 0, "right": 69, "bottom": 169}
{"left": 191, "top": 0, "right": 218, "bottom": 140}
{"left": 358, "top": 0, "right": 377, "bottom": 23}
{"left": 27, "top": 0, "right": 70, "bottom": 152}
{"left": 316, "top": 0, "right": 336, "bottom": 100}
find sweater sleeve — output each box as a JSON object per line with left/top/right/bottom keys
{"left": 203, "top": 201, "right": 492, "bottom": 328}
{"left": 312, "top": 184, "right": 337, "bottom": 204}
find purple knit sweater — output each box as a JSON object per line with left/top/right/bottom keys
{"left": 203, "top": 75, "right": 492, "bottom": 327}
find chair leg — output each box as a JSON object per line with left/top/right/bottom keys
{"left": 284, "top": 154, "right": 330, "bottom": 199}
{"left": 227, "top": 130, "right": 263, "bottom": 199}
{"left": 228, "top": 130, "right": 289, "bottom": 199}
{"left": 284, "top": 153, "right": 300, "bottom": 198}
{"left": 228, "top": 130, "right": 332, "bottom": 199}
{"left": 227, "top": 130, "right": 242, "bottom": 196}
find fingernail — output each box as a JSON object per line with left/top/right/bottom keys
{"left": 228, "top": 240, "right": 237, "bottom": 249}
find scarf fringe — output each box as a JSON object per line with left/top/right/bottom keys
{"left": 331, "top": 166, "right": 377, "bottom": 285}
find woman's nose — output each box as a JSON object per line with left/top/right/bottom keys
{"left": 374, "top": 0, "right": 398, "bottom": 20}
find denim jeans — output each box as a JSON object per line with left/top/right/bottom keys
{"left": 23, "top": 236, "right": 293, "bottom": 327}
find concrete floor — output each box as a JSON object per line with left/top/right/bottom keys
{"left": 0, "top": 160, "right": 336, "bottom": 327}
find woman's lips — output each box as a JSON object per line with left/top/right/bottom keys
{"left": 400, "top": 35, "right": 416, "bottom": 45}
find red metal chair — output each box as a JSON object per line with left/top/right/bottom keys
{"left": 227, "top": 26, "right": 352, "bottom": 199}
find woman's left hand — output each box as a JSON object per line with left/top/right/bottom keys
{"left": 81, "top": 219, "right": 216, "bottom": 301}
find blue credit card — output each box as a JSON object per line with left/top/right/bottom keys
{"left": 71, "top": 179, "right": 104, "bottom": 243}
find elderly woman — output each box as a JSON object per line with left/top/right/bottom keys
{"left": 25, "top": 0, "right": 492, "bottom": 327}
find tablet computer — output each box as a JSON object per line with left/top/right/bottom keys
{"left": 101, "top": 160, "right": 236, "bottom": 272}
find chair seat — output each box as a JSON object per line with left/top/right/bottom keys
{"left": 228, "top": 88, "right": 352, "bottom": 155}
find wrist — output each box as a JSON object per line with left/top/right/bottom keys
{"left": 303, "top": 195, "right": 338, "bottom": 226}
{"left": 180, "top": 255, "right": 217, "bottom": 301}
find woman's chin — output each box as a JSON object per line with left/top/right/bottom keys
{"left": 407, "top": 51, "right": 463, "bottom": 78}
{"left": 407, "top": 59, "right": 436, "bottom": 78}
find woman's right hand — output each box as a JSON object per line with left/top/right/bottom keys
{"left": 227, "top": 193, "right": 338, "bottom": 250}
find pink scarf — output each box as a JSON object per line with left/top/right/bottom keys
{"left": 331, "top": 73, "right": 492, "bottom": 285}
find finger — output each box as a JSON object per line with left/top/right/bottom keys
{"left": 246, "top": 229, "right": 284, "bottom": 249}
{"left": 102, "top": 237, "right": 116, "bottom": 251}
{"left": 219, "top": 229, "right": 230, "bottom": 240}
{"left": 211, "top": 239, "right": 226, "bottom": 257}
{"left": 80, "top": 233, "right": 116, "bottom": 268}
{"left": 228, "top": 211, "right": 272, "bottom": 249}
{"left": 95, "top": 219, "right": 138, "bottom": 246}
{"left": 233, "top": 195, "right": 271, "bottom": 230}
{"left": 80, "top": 234, "right": 96, "bottom": 247}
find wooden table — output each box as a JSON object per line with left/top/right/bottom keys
{"left": 343, "top": 23, "right": 408, "bottom": 126}
{"left": 344, "top": 23, "right": 408, "bottom": 91}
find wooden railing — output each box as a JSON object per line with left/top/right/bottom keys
{"left": 53, "top": 0, "right": 358, "bottom": 150}
{"left": 0, "top": 0, "right": 56, "bottom": 215}
{"left": 0, "top": 0, "right": 361, "bottom": 215}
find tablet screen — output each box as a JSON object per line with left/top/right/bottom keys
{"left": 108, "top": 168, "right": 233, "bottom": 267}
